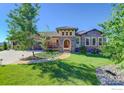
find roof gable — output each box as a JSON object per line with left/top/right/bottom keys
{"left": 76, "top": 29, "right": 102, "bottom": 35}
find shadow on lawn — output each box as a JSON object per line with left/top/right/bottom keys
{"left": 31, "top": 60, "right": 100, "bottom": 85}
{"left": 72, "top": 52, "right": 109, "bottom": 59}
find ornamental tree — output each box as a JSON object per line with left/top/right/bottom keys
{"left": 6, "top": 4, "right": 40, "bottom": 57}
{"left": 99, "top": 4, "right": 124, "bottom": 64}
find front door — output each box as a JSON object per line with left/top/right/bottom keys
{"left": 64, "top": 39, "right": 71, "bottom": 50}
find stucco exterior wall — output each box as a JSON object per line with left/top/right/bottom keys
{"left": 58, "top": 29, "right": 76, "bottom": 37}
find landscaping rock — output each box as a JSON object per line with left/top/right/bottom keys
{"left": 96, "top": 65, "right": 124, "bottom": 85}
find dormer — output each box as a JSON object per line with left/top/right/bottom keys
{"left": 56, "top": 26, "right": 78, "bottom": 36}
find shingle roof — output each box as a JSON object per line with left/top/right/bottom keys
{"left": 76, "top": 30, "right": 87, "bottom": 35}
{"left": 39, "top": 32, "right": 60, "bottom": 37}
{"left": 38, "top": 29, "right": 102, "bottom": 37}
{"left": 76, "top": 29, "right": 102, "bottom": 35}
{"left": 56, "top": 26, "right": 78, "bottom": 31}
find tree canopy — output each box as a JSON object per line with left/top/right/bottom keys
{"left": 99, "top": 4, "right": 124, "bottom": 63}
{"left": 6, "top": 4, "right": 40, "bottom": 50}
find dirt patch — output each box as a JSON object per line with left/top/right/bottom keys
{"left": 57, "top": 53, "right": 70, "bottom": 59}
{"left": 21, "top": 56, "right": 43, "bottom": 60}
{"left": 17, "top": 53, "right": 70, "bottom": 64}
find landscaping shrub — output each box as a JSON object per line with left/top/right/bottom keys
{"left": 87, "top": 48, "right": 101, "bottom": 55}
{"left": 75, "top": 48, "right": 80, "bottom": 52}
{"left": 92, "top": 48, "right": 101, "bottom": 55}
{"left": 3, "top": 42, "right": 8, "bottom": 50}
{"left": 80, "top": 46, "right": 87, "bottom": 54}
{"left": 0, "top": 46, "right": 3, "bottom": 51}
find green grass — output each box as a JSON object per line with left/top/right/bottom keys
{"left": 35, "top": 51, "right": 61, "bottom": 59}
{"left": 0, "top": 53, "right": 113, "bottom": 85}
{"left": 0, "top": 46, "right": 3, "bottom": 51}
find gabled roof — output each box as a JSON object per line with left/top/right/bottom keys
{"left": 76, "top": 30, "right": 87, "bottom": 35}
{"left": 76, "top": 29, "right": 102, "bottom": 35}
{"left": 56, "top": 26, "right": 78, "bottom": 31}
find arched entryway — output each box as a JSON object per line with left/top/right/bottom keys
{"left": 63, "top": 39, "right": 71, "bottom": 51}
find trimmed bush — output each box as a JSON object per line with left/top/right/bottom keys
{"left": 0, "top": 46, "right": 3, "bottom": 51}
{"left": 80, "top": 46, "right": 87, "bottom": 54}
{"left": 87, "top": 48, "right": 101, "bottom": 55}
{"left": 3, "top": 42, "right": 8, "bottom": 50}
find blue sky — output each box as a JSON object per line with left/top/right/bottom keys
{"left": 0, "top": 3, "right": 112, "bottom": 42}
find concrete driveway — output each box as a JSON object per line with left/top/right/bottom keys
{"left": 0, "top": 50, "right": 41, "bottom": 65}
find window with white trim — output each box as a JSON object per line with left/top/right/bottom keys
{"left": 98, "top": 37, "right": 103, "bottom": 45}
{"left": 85, "top": 37, "right": 90, "bottom": 46}
{"left": 92, "top": 37, "right": 96, "bottom": 46}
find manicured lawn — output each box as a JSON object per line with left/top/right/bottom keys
{"left": 0, "top": 53, "right": 113, "bottom": 85}
{"left": 35, "top": 51, "right": 61, "bottom": 59}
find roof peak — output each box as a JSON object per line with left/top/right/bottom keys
{"left": 89, "top": 28, "right": 99, "bottom": 31}
{"left": 76, "top": 28, "right": 101, "bottom": 35}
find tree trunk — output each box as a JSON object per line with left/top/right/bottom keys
{"left": 32, "top": 46, "right": 35, "bottom": 57}
{"left": 32, "top": 51, "right": 35, "bottom": 57}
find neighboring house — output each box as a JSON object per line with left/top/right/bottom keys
{"left": 35, "top": 26, "right": 106, "bottom": 52}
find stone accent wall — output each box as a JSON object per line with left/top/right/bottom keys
{"left": 58, "top": 36, "right": 76, "bottom": 52}
{"left": 59, "top": 37, "right": 64, "bottom": 52}
{"left": 81, "top": 31, "right": 104, "bottom": 48}
{"left": 34, "top": 28, "right": 105, "bottom": 52}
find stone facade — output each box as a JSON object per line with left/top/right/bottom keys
{"left": 36, "top": 27, "right": 105, "bottom": 52}
{"left": 80, "top": 29, "right": 105, "bottom": 48}
{"left": 58, "top": 37, "right": 75, "bottom": 52}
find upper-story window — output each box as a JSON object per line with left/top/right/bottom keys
{"left": 85, "top": 37, "right": 90, "bottom": 46}
{"left": 62, "top": 32, "right": 64, "bottom": 36}
{"left": 66, "top": 32, "right": 68, "bottom": 36}
{"left": 70, "top": 32, "right": 72, "bottom": 36}
{"left": 98, "top": 37, "right": 103, "bottom": 45}
{"left": 92, "top": 37, "right": 96, "bottom": 46}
